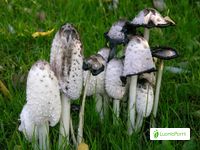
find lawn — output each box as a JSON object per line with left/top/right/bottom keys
{"left": 0, "top": 0, "right": 200, "bottom": 149}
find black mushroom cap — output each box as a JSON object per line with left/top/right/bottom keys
{"left": 82, "top": 54, "right": 105, "bottom": 76}
{"left": 151, "top": 47, "right": 179, "bottom": 60}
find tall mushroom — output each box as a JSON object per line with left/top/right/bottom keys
{"left": 50, "top": 23, "right": 83, "bottom": 148}
{"left": 151, "top": 47, "right": 178, "bottom": 127}
{"left": 105, "top": 58, "right": 127, "bottom": 124}
{"left": 121, "top": 36, "right": 155, "bottom": 135}
{"left": 134, "top": 73, "right": 155, "bottom": 132}
{"left": 19, "top": 60, "right": 61, "bottom": 150}
{"left": 79, "top": 48, "right": 109, "bottom": 144}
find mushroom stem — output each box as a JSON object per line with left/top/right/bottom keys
{"left": 113, "top": 99, "right": 120, "bottom": 124}
{"left": 77, "top": 72, "right": 91, "bottom": 145}
{"left": 152, "top": 59, "right": 164, "bottom": 127}
{"left": 134, "top": 114, "right": 143, "bottom": 132}
{"left": 70, "top": 116, "right": 77, "bottom": 146}
{"left": 103, "top": 94, "right": 110, "bottom": 118}
{"left": 144, "top": 28, "right": 150, "bottom": 42}
{"left": 96, "top": 94, "right": 103, "bottom": 120}
{"left": 38, "top": 121, "right": 49, "bottom": 150}
{"left": 59, "top": 93, "right": 71, "bottom": 148}
{"left": 127, "top": 76, "right": 138, "bottom": 134}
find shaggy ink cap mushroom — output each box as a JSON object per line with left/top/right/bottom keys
{"left": 105, "top": 58, "right": 126, "bottom": 100}
{"left": 19, "top": 60, "right": 61, "bottom": 141}
{"left": 83, "top": 54, "right": 105, "bottom": 76}
{"left": 151, "top": 47, "right": 179, "bottom": 60}
{"left": 50, "top": 23, "right": 83, "bottom": 100}
{"left": 121, "top": 36, "right": 156, "bottom": 82}
{"left": 127, "top": 8, "right": 175, "bottom": 29}
{"left": 104, "top": 19, "right": 134, "bottom": 61}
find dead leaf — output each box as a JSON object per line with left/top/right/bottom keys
{"left": 32, "top": 28, "right": 54, "bottom": 38}
{"left": 0, "top": 80, "right": 11, "bottom": 99}
{"left": 77, "top": 143, "right": 89, "bottom": 150}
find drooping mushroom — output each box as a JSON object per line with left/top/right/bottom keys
{"left": 104, "top": 19, "right": 133, "bottom": 61}
{"left": 134, "top": 73, "right": 155, "bottom": 132}
{"left": 83, "top": 47, "right": 110, "bottom": 120}
{"left": 50, "top": 23, "right": 83, "bottom": 148}
{"left": 151, "top": 47, "right": 178, "bottom": 127}
{"left": 121, "top": 36, "right": 156, "bottom": 135}
{"left": 126, "top": 8, "right": 175, "bottom": 41}
{"left": 79, "top": 48, "right": 109, "bottom": 144}
{"left": 19, "top": 60, "right": 61, "bottom": 150}
{"left": 105, "top": 58, "right": 127, "bottom": 124}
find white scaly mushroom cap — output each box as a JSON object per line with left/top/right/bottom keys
{"left": 50, "top": 23, "right": 83, "bottom": 100}
{"left": 107, "top": 19, "right": 126, "bottom": 40}
{"left": 19, "top": 60, "right": 61, "bottom": 140}
{"left": 83, "top": 48, "right": 110, "bottom": 96}
{"left": 136, "top": 82, "right": 154, "bottom": 117}
{"left": 131, "top": 8, "right": 174, "bottom": 27}
{"left": 122, "top": 36, "right": 155, "bottom": 77}
{"left": 105, "top": 58, "right": 126, "bottom": 99}
{"left": 139, "top": 73, "right": 156, "bottom": 86}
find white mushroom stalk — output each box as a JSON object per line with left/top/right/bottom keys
{"left": 122, "top": 36, "right": 155, "bottom": 135}
{"left": 105, "top": 58, "right": 127, "bottom": 124}
{"left": 50, "top": 23, "right": 83, "bottom": 148}
{"left": 135, "top": 73, "right": 155, "bottom": 132}
{"left": 129, "top": 8, "right": 175, "bottom": 42}
{"left": 151, "top": 47, "right": 178, "bottom": 127}
{"left": 19, "top": 60, "right": 61, "bottom": 150}
{"left": 83, "top": 48, "right": 110, "bottom": 120}
{"left": 79, "top": 49, "right": 108, "bottom": 144}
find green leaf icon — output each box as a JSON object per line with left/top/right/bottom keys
{"left": 154, "top": 130, "right": 159, "bottom": 139}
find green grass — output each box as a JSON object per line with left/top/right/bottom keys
{"left": 0, "top": 0, "right": 200, "bottom": 149}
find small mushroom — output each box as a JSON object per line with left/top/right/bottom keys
{"left": 19, "top": 60, "right": 61, "bottom": 150}
{"left": 50, "top": 23, "right": 83, "bottom": 147}
{"left": 151, "top": 47, "right": 178, "bottom": 127}
{"left": 104, "top": 19, "right": 133, "bottom": 61}
{"left": 126, "top": 8, "right": 175, "bottom": 41}
{"left": 135, "top": 73, "right": 155, "bottom": 132}
{"left": 105, "top": 58, "right": 127, "bottom": 124}
{"left": 83, "top": 48, "right": 110, "bottom": 119}
{"left": 121, "top": 36, "right": 156, "bottom": 135}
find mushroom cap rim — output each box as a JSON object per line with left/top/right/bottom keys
{"left": 151, "top": 46, "right": 179, "bottom": 60}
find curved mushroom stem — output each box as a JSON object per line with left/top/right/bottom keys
{"left": 113, "top": 99, "right": 120, "bottom": 124}
{"left": 127, "top": 76, "right": 138, "bottom": 135}
{"left": 38, "top": 121, "right": 49, "bottom": 150}
{"left": 144, "top": 28, "right": 150, "bottom": 42}
{"left": 77, "top": 72, "right": 91, "bottom": 145}
{"left": 152, "top": 59, "right": 164, "bottom": 127}
{"left": 135, "top": 114, "right": 143, "bottom": 133}
{"left": 59, "top": 93, "right": 70, "bottom": 148}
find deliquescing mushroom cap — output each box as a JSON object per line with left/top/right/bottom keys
{"left": 129, "top": 8, "right": 175, "bottom": 28}
{"left": 83, "top": 48, "right": 110, "bottom": 96}
{"left": 19, "top": 60, "right": 61, "bottom": 141}
{"left": 105, "top": 58, "right": 127, "bottom": 100}
{"left": 122, "top": 36, "right": 156, "bottom": 77}
{"left": 136, "top": 81, "right": 154, "bottom": 117}
{"left": 151, "top": 46, "right": 179, "bottom": 60}
{"left": 104, "top": 19, "right": 128, "bottom": 45}
{"left": 50, "top": 23, "right": 83, "bottom": 100}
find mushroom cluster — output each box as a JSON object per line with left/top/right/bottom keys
{"left": 18, "top": 4, "right": 179, "bottom": 149}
